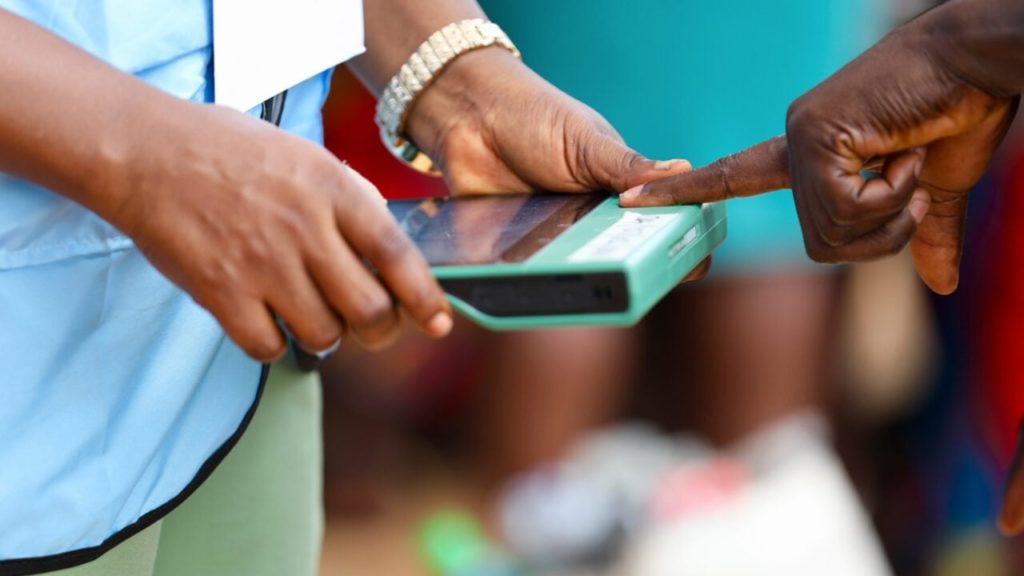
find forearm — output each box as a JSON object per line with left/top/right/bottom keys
{"left": 346, "top": 0, "right": 486, "bottom": 94}
{"left": 0, "top": 9, "right": 188, "bottom": 221}
{"left": 923, "top": 0, "right": 1024, "bottom": 97}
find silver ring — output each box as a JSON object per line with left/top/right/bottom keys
{"left": 301, "top": 338, "right": 342, "bottom": 360}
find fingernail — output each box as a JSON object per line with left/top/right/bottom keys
{"left": 620, "top": 184, "right": 644, "bottom": 203}
{"left": 427, "top": 312, "right": 454, "bottom": 337}
{"left": 909, "top": 191, "right": 930, "bottom": 224}
{"left": 655, "top": 159, "right": 692, "bottom": 172}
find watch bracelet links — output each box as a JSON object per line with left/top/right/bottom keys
{"left": 374, "top": 19, "right": 521, "bottom": 174}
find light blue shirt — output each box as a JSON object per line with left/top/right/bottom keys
{"left": 0, "top": 1, "right": 332, "bottom": 569}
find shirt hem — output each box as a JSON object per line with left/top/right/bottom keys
{"left": 0, "top": 363, "right": 270, "bottom": 576}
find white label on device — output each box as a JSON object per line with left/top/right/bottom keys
{"left": 569, "top": 212, "right": 680, "bottom": 262}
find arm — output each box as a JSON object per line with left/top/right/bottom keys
{"left": 0, "top": 8, "right": 183, "bottom": 221}
{"left": 0, "top": 8, "right": 452, "bottom": 358}
{"left": 931, "top": 0, "right": 1024, "bottom": 97}
{"left": 348, "top": 0, "right": 486, "bottom": 94}
{"left": 346, "top": 0, "right": 692, "bottom": 196}
{"left": 617, "top": 0, "right": 1024, "bottom": 534}
{"left": 622, "top": 0, "right": 1022, "bottom": 294}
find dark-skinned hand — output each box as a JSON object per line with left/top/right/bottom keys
{"left": 113, "top": 102, "right": 457, "bottom": 359}
{"left": 624, "top": 6, "right": 1019, "bottom": 294}
{"left": 407, "top": 47, "right": 692, "bottom": 196}
{"left": 406, "top": 47, "right": 705, "bottom": 279}
{"left": 0, "top": 9, "right": 455, "bottom": 362}
{"left": 620, "top": 0, "right": 1024, "bottom": 534}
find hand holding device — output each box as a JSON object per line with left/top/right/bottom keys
{"left": 404, "top": 47, "right": 693, "bottom": 196}
{"left": 110, "top": 103, "right": 453, "bottom": 360}
{"left": 0, "top": 9, "right": 454, "bottom": 362}
{"left": 619, "top": 0, "right": 1024, "bottom": 536}
{"left": 621, "top": 0, "right": 1022, "bottom": 295}
{"left": 391, "top": 194, "right": 725, "bottom": 330}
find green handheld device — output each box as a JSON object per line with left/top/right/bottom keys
{"left": 390, "top": 194, "right": 727, "bottom": 331}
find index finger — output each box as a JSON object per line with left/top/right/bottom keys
{"left": 619, "top": 135, "right": 791, "bottom": 207}
{"left": 335, "top": 170, "right": 453, "bottom": 339}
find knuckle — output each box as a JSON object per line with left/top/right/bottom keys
{"left": 617, "top": 149, "right": 645, "bottom": 175}
{"left": 786, "top": 99, "right": 838, "bottom": 150}
{"left": 302, "top": 150, "right": 349, "bottom": 194}
{"left": 827, "top": 192, "right": 862, "bottom": 225}
{"left": 347, "top": 289, "right": 396, "bottom": 331}
{"left": 296, "top": 322, "right": 342, "bottom": 352}
{"left": 241, "top": 235, "right": 274, "bottom": 263}
{"left": 242, "top": 332, "right": 285, "bottom": 362}
{"left": 364, "top": 222, "right": 415, "bottom": 268}
{"left": 709, "top": 155, "right": 738, "bottom": 200}
{"left": 354, "top": 324, "right": 401, "bottom": 351}
{"left": 279, "top": 212, "right": 318, "bottom": 247}
{"left": 826, "top": 127, "right": 859, "bottom": 159}
{"left": 811, "top": 206, "right": 849, "bottom": 247}
{"left": 805, "top": 238, "right": 837, "bottom": 264}
{"left": 598, "top": 146, "right": 638, "bottom": 191}
{"left": 402, "top": 282, "right": 443, "bottom": 319}
{"left": 192, "top": 256, "right": 240, "bottom": 296}
{"left": 785, "top": 97, "right": 815, "bottom": 137}
{"left": 819, "top": 225, "right": 849, "bottom": 248}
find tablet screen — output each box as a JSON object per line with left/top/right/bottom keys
{"left": 389, "top": 194, "right": 605, "bottom": 266}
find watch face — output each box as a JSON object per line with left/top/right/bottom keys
{"left": 390, "top": 193, "right": 605, "bottom": 266}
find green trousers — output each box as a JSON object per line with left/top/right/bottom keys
{"left": 46, "top": 363, "right": 324, "bottom": 576}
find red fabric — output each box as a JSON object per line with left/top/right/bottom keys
{"left": 322, "top": 70, "right": 447, "bottom": 200}
{"left": 977, "top": 144, "right": 1024, "bottom": 464}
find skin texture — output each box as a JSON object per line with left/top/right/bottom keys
{"left": 351, "top": 0, "right": 693, "bottom": 196}
{"left": 0, "top": 8, "right": 452, "bottom": 360}
{"left": 620, "top": 0, "right": 1024, "bottom": 536}
{"left": 1, "top": 0, "right": 690, "bottom": 360}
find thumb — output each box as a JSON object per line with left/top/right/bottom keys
{"left": 910, "top": 190, "right": 967, "bottom": 295}
{"left": 620, "top": 135, "right": 791, "bottom": 208}
{"left": 907, "top": 98, "right": 1012, "bottom": 296}
{"left": 580, "top": 134, "right": 691, "bottom": 193}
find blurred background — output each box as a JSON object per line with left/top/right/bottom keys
{"left": 316, "top": 1, "right": 1024, "bottom": 574}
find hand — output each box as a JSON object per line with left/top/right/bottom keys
{"left": 621, "top": 4, "right": 1019, "bottom": 295}
{"left": 0, "top": 8, "right": 450, "bottom": 362}
{"left": 406, "top": 47, "right": 692, "bottom": 196}
{"left": 106, "top": 101, "right": 452, "bottom": 361}
{"left": 405, "top": 47, "right": 711, "bottom": 283}
{"left": 681, "top": 257, "right": 712, "bottom": 284}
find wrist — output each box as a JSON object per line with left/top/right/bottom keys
{"left": 82, "top": 93, "right": 199, "bottom": 230}
{"left": 920, "top": 0, "right": 1024, "bottom": 97}
{"left": 405, "top": 46, "right": 525, "bottom": 162}
{"left": 373, "top": 18, "right": 524, "bottom": 173}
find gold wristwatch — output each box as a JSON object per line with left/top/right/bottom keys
{"left": 374, "top": 19, "right": 521, "bottom": 175}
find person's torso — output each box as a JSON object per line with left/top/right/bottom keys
{"left": 0, "top": 1, "right": 337, "bottom": 570}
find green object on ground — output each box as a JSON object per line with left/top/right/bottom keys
{"left": 418, "top": 510, "right": 522, "bottom": 576}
